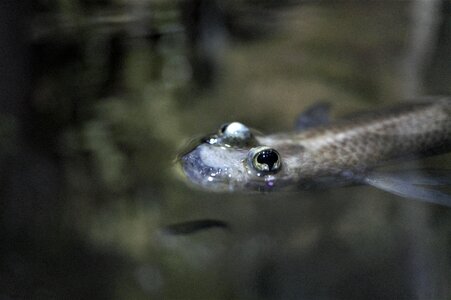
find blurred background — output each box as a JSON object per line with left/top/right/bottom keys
{"left": 1, "top": 0, "right": 451, "bottom": 299}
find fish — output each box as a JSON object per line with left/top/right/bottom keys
{"left": 161, "top": 219, "right": 230, "bottom": 235}
{"left": 179, "top": 97, "right": 451, "bottom": 206}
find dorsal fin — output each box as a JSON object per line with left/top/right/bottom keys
{"left": 295, "top": 102, "right": 331, "bottom": 131}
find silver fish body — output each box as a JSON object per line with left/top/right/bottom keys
{"left": 180, "top": 98, "right": 451, "bottom": 199}
{"left": 260, "top": 99, "right": 451, "bottom": 179}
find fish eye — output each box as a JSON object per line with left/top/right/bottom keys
{"left": 219, "top": 122, "right": 252, "bottom": 140}
{"left": 248, "top": 146, "right": 281, "bottom": 174}
{"left": 219, "top": 123, "right": 229, "bottom": 134}
{"left": 218, "top": 122, "right": 253, "bottom": 143}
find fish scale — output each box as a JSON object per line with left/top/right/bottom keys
{"left": 270, "top": 100, "right": 451, "bottom": 179}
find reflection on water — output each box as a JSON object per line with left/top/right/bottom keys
{"left": 1, "top": 1, "right": 451, "bottom": 299}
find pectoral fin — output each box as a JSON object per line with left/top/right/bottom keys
{"left": 363, "top": 170, "right": 451, "bottom": 207}
{"left": 295, "top": 102, "right": 331, "bottom": 131}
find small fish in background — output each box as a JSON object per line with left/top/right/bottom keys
{"left": 161, "top": 219, "right": 230, "bottom": 235}
{"left": 179, "top": 97, "right": 451, "bottom": 207}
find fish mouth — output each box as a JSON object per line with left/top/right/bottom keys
{"left": 180, "top": 144, "right": 228, "bottom": 188}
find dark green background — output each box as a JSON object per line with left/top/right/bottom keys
{"left": 1, "top": 1, "right": 451, "bottom": 299}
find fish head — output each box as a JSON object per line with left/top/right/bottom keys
{"left": 180, "top": 141, "right": 296, "bottom": 192}
{"left": 179, "top": 122, "right": 305, "bottom": 192}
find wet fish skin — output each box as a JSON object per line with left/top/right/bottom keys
{"left": 180, "top": 98, "right": 451, "bottom": 203}
{"left": 261, "top": 98, "right": 451, "bottom": 180}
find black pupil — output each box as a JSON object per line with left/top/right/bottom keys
{"left": 256, "top": 150, "right": 279, "bottom": 171}
{"left": 220, "top": 124, "right": 229, "bottom": 133}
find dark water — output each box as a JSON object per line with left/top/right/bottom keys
{"left": 1, "top": 1, "right": 451, "bottom": 299}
